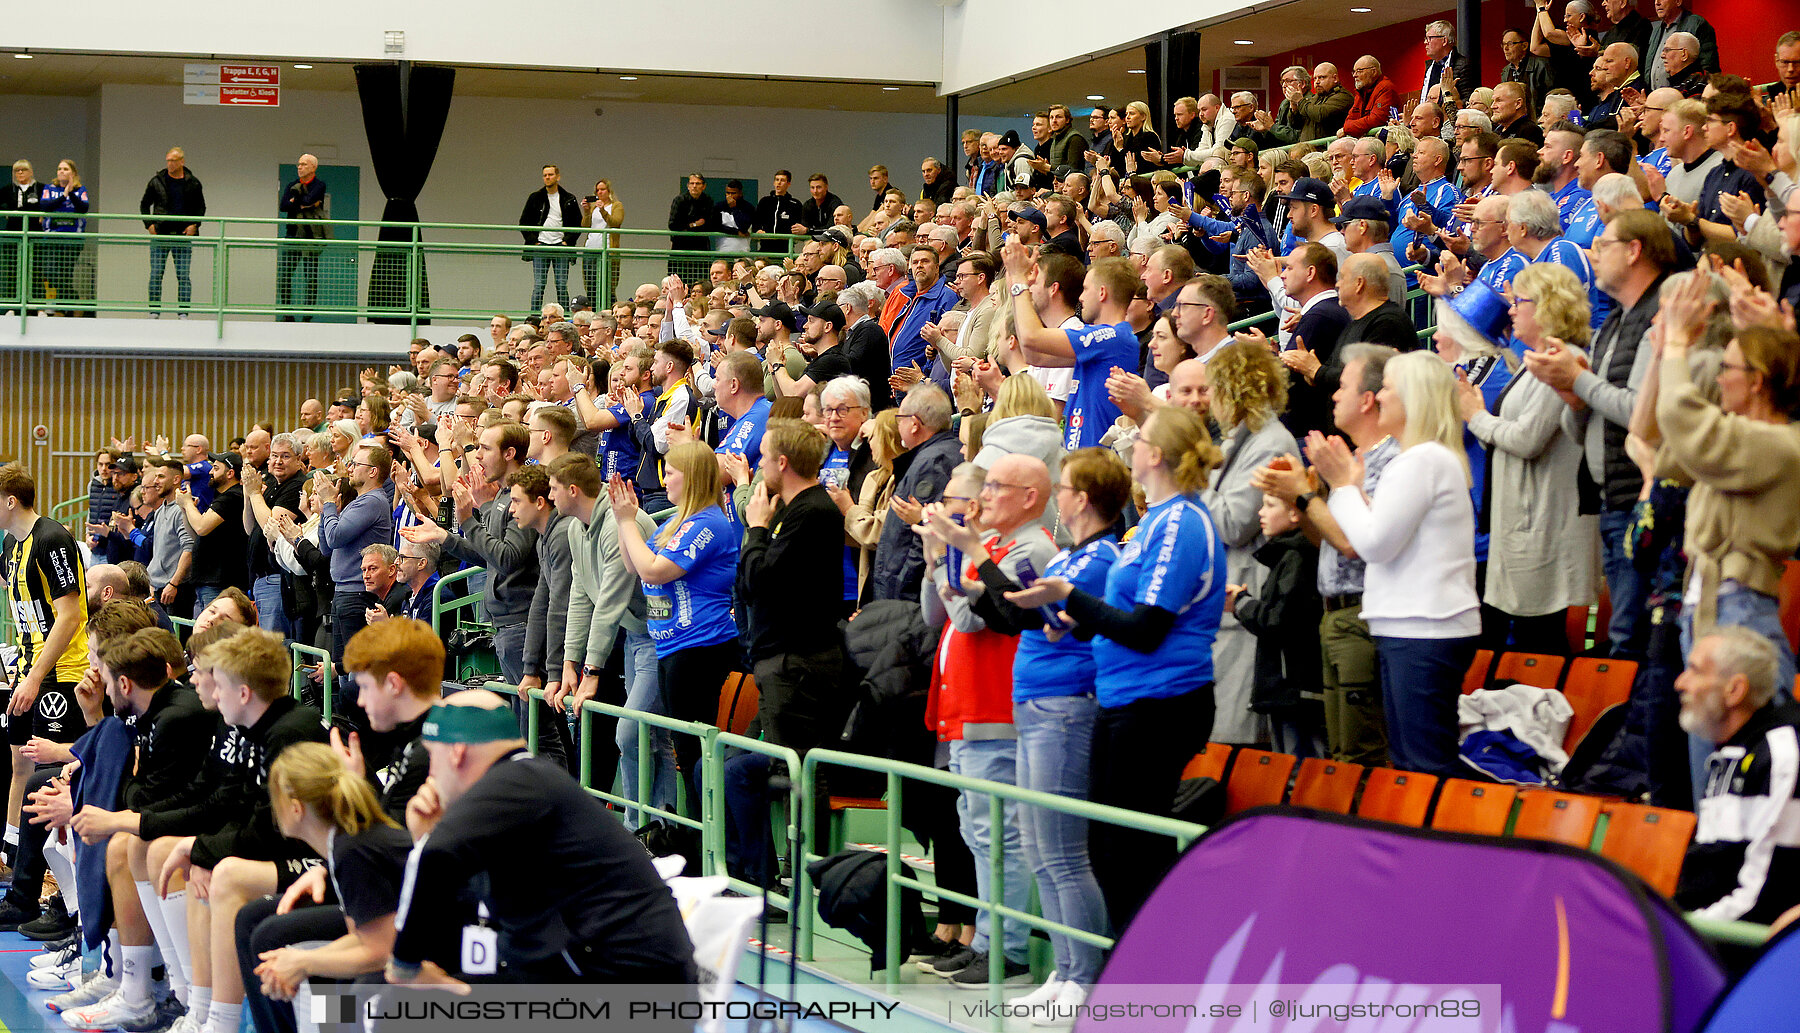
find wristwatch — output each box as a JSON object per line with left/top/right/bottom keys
{"left": 1010, "top": 282, "right": 1029, "bottom": 297}
{"left": 1295, "top": 491, "right": 1318, "bottom": 510}
{"left": 582, "top": 665, "right": 603, "bottom": 678}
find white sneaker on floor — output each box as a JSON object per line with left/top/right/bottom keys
{"left": 61, "top": 988, "right": 158, "bottom": 1030}
{"left": 33, "top": 940, "right": 82, "bottom": 969}
{"left": 1008, "top": 972, "right": 1064, "bottom": 1008}
{"left": 1033, "top": 980, "right": 1089, "bottom": 1027}
{"left": 27, "top": 956, "right": 83, "bottom": 992}
{"left": 166, "top": 1016, "right": 201, "bottom": 1033}
{"left": 47, "top": 972, "right": 118, "bottom": 1013}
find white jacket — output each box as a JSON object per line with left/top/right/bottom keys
{"left": 1459, "top": 684, "right": 1574, "bottom": 773}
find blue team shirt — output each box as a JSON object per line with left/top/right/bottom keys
{"left": 822, "top": 446, "right": 858, "bottom": 601}
{"left": 1534, "top": 237, "right": 1607, "bottom": 330}
{"left": 1563, "top": 196, "right": 1603, "bottom": 248}
{"left": 600, "top": 392, "right": 652, "bottom": 485}
{"left": 643, "top": 507, "right": 740, "bottom": 653}
{"left": 1642, "top": 147, "right": 1672, "bottom": 177}
{"left": 1091, "top": 493, "right": 1226, "bottom": 708}
{"left": 1063, "top": 320, "right": 1138, "bottom": 450}
{"left": 1550, "top": 179, "right": 1592, "bottom": 229}
{"left": 717, "top": 395, "right": 771, "bottom": 470}
{"left": 184, "top": 461, "right": 215, "bottom": 511}
{"left": 1392, "top": 178, "right": 1463, "bottom": 285}
{"left": 1477, "top": 248, "right": 1529, "bottom": 294}
{"left": 1013, "top": 535, "right": 1120, "bottom": 702}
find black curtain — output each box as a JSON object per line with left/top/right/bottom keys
{"left": 354, "top": 63, "right": 455, "bottom": 324}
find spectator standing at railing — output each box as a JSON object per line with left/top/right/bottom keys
{"left": 37, "top": 159, "right": 88, "bottom": 317}
{"left": 139, "top": 147, "right": 205, "bottom": 318}
{"left": 667, "top": 172, "right": 714, "bottom": 281}
{"left": 2, "top": 161, "right": 43, "bottom": 316}
{"left": 714, "top": 179, "right": 756, "bottom": 256}
{"left": 1598, "top": 0, "right": 1653, "bottom": 73}
{"left": 276, "top": 154, "right": 327, "bottom": 322}
{"left": 1421, "top": 21, "right": 1475, "bottom": 109}
{"left": 1293, "top": 65, "right": 1352, "bottom": 144}
{"left": 519, "top": 164, "right": 583, "bottom": 313}
{"left": 753, "top": 172, "right": 804, "bottom": 257}
{"left": 579, "top": 178, "right": 624, "bottom": 306}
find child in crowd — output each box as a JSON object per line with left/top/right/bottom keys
{"left": 1229, "top": 491, "right": 1325, "bottom": 758}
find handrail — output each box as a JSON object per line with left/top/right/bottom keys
{"left": 429, "top": 566, "right": 485, "bottom": 638}
{"left": 0, "top": 213, "right": 813, "bottom": 240}
{"left": 800, "top": 746, "right": 1206, "bottom": 999}
{"left": 289, "top": 641, "right": 335, "bottom": 725}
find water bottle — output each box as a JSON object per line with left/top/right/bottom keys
{"left": 945, "top": 513, "right": 964, "bottom": 588}
{"left": 1012, "top": 556, "right": 1072, "bottom": 632}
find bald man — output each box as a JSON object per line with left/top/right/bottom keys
{"left": 278, "top": 154, "right": 327, "bottom": 321}
{"left": 1586, "top": 42, "right": 1641, "bottom": 129}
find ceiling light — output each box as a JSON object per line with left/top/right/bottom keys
{"left": 882, "top": 86, "right": 900, "bottom": 91}
{"left": 1234, "top": 39, "right": 1254, "bottom": 45}
{"left": 618, "top": 75, "right": 638, "bottom": 81}
{"left": 293, "top": 63, "right": 313, "bottom": 69}
{"left": 13, "top": 53, "right": 34, "bottom": 60}
{"left": 1127, "top": 68, "right": 1146, "bottom": 74}
{"left": 1351, "top": 6, "right": 1372, "bottom": 10}
{"left": 1086, "top": 94, "right": 1105, "bottom": 101}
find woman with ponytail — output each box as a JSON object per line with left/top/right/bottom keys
{"left": 1308, "top": 351, "right": 1480, "bottom": 780}
{"left": 249, "top": 744, "right": 412, "bottom": 1028}
{"left": 1006, "top": 405, "right": 1227, "bottom": 930}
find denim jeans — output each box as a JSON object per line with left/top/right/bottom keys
{"left": 1014, "top": 695, "right": 1105, "bottom": 985}
{"left": 1598, "top": 508, "right": 1648, "bottom": 659}
{"left": 616, "top": 629, "right": 677, "bottom": 817}
{"left": 948, "top": 737, "right": 1030, "bottom": 964}
{"left": 193, "top": 584, "right": 221, "bottom": 616}
{"left": 276, "top": 245, "right": 320, "bottom": 319}
{"left": 1375, "top": 635, "right": 1476, "bottom": 778}
{"left": 530, "top": 253, "right": 573, "bottom": 310}
{"left": 252, "top": 574, "right": 291, "bottom": 639}
{"left": 1679, "top": 588, "right": 1797, "bottom": 801}
{"left": 148, "top": 240, "right": 193, "bottom": 307}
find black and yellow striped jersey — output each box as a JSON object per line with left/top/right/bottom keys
{"left": 3, "top": 517, "right": 89, "bottom": 684}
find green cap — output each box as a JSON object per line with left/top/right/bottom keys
{"left": 421, "top": 702, "right": 521, "bottom": 744}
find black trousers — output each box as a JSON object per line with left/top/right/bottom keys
{"left": 1089, "top": 683, "right": 1214, "bottom": 931}
{"left": 237, "top": 895, "right": 352, "bottom": 1033}
{"left": 656, "top": 641, "right": 737, "bottom": 815}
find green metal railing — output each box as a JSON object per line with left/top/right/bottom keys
{"left": 429, "top": 566, "right": 484, "bottom": 638}
{"left": 290, "top": 641, "right": 334, "bottom": 724}
{"left": 1, "top": 215, "right": 808, "bottom": 336}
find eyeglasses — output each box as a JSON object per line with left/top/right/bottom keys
{"left": 981, "top": 481, "right": 1031, "bottom": 495}
{"left": 1592, "top": 236, "right": 1632, "bottom": 251}
{"left": 822, "top": 404, "right": 866, "bottom": 417}
{"left": 1054, "top": 482, "right": 1081, "bottom": 494}
{"left": 1720, "top": 361, "right": 1754, "bottom": 374}
{"left": 941, "top": 494, "right": 975, "bottom": 504}
{"left": 1511, "top": 296, "right": 1537, "bottom": 306}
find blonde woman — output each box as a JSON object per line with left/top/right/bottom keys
{"left": 1455, "top": 263, "right": 1597, "bottom": 653}
{"left": 250, "top": 744, "right": 409, "bottom": 1022}
{"left": 1309, "top": 351, "right": 1478, "bottom": 778}
{"left": 1202, "top": 341, "right": 1299, "bottom": 747}
{"left": 39, "top": 159, "right": 89, "bottom": 314}
{"left": 607, "top": 442, "right": 739, "bottom": 812}
{"left": 836, "top": 409, "right": 901, "bottom": 598}
{"left": 581, "top": 178, "right": 624, "bottom": 303}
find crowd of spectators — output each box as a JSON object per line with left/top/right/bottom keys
{"left": 1, "top": 4, "right": 1800, "bottom": 1021}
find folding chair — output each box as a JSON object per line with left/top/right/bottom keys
{"left": 1599, "top": 802, "right": 1697, "bottom": 898}
{"left": 1462, "top": 649, "right": 1495, "bottom": 695}
{"left": 1491, "top": 652, "right": 1567, "bottom": 691}
{"left": 1224, "top": 749, "right": 1297, "bottom": 815}
{"left": 1430, "top": 779, "right": 1519, "bottom": 836}
{"left": 1289, "top": 759, "right": 1365, "bottom": 814}
{"left": 1355, "top": 769, "right": 1439, "bottom": 827}
{"left": 1512, "top": 789, "right": 1602, "bottom": 848}
{"left": 1561, "top": 657, "right": 1638, "bottom": 754}
{"left": 1182, "top": 742, "right": 1235, "bottom": 783}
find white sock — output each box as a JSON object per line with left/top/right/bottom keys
{"left": 121, "top": 945, "right": 155, "bottom": 1005}
{"left": 5, "top": 823, "right": 18, "bottom": 847}
{"left": 156, "top": 888, "right": 194, "bottom": 987}
{"left": 203, "top": 1000, "right": 240, "bottom": 1033}
{"left": 134, "top": 881, "right": 187, "bottom": 999}
{"left": 189, "top": 985, "right": 211, "bottom": 1026}
{"left": 45, "top": 841, "right": 77, "bottom": 918}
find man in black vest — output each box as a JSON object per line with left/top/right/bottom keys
{"left": 519, "top": 164, "right": 584, "bottom": 312}
{"left": 1522, "top": 208, "right": 1672, "bottom": 660}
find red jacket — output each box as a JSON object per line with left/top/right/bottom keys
{"left": 1344, "top": 76, "right": 1399, "bottom": 138}
{"left": 924, "top": 531, "right": 1041, "bottom": 742}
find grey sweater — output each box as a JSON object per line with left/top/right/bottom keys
{"left": 441, "top": 494, "right": 540, "bottom": 627}
{"left": 523, "top": 512, "right": 574, "bottom": 680}
{"left": 564, "top": 504, "right": 655, "bottom": 671}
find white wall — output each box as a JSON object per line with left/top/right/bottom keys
{"left": 59, "top": 83, "right": 944, "bottom": 317}
{"left": 943, "top": 0, "right": 1250, "bottom": 95}
{"left": 0, "top": 94, "right": 97, "bottom": 187}
{"left": 15, "top": 0, "right": 942, "bottom": 84}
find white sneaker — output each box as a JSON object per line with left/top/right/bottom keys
{"left": 27, "top": 956, "right": 83, "bottom": 992}
{"left": 1008, "top": 972, "right": 1064, "bottom": 1008}
{"left": 47, "top": 972, "right": 117, "bottom": 1013}
{"left": 61, "top": 988, "right": 158, "bottom": 1030}
{"left": 33, "top": 941, "right": 82, "bottom": 970}
{"left": 166, "top": 1016, "right": 201, "bottom": 1033}
{"left": 1033, "top": 981, "right": 1089, "bottom": 1027}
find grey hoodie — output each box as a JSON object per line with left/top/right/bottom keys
{"left": 563, "top": 502, "right": 656, "bottom": 671}
{"left": 973, "top": 414, "right": 1065, "bottom": 529}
